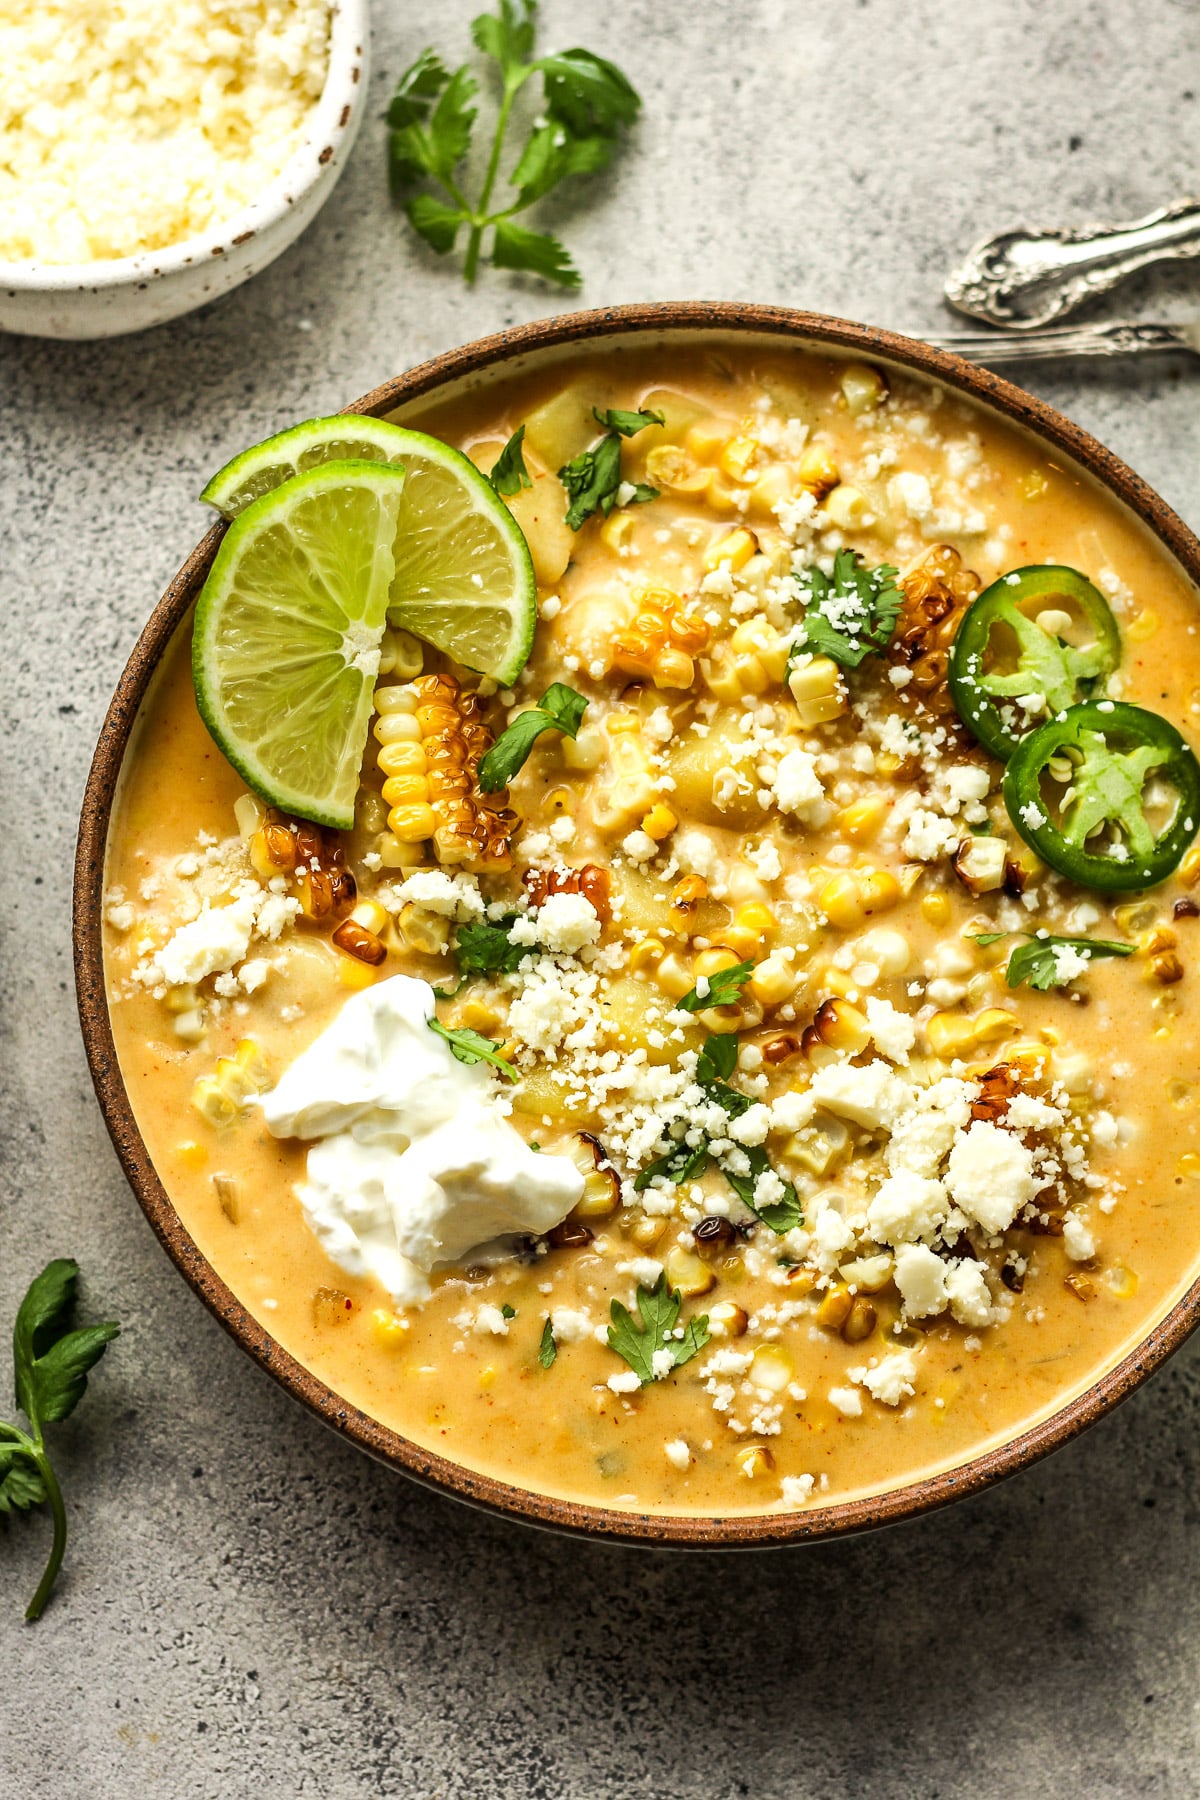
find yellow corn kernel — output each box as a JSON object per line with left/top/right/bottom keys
{"left": 398, "top": 902, "right": 450, "bottom": 956}
{"left": 640, "top": 803, "right": 678, "bottom": 843}
{"left": 600, "top": 510, "right": 636, "bottom": 551}
{"left": 164, "top": 983, "right": 198, "bottom": 1015}
{"left": 349, "top": 899, "right": 389, "bottom": 937}
{"left": 562, "top": 723, "right": 605, "bottom": 771}
{"left": 665, "top": 1246, "right": 716, "bottom": 1298}
{"left": 693, "top": 945, "right": 743, "bottom": 980}
{"left": 750, "top": 1344, "right": 793, "bottom": 1392}
{"left": 725, "top": 901, "right": 778, "bottom": 958}
{"left": 704, "top": 527, "right": 758, "bottom": 573}
{"left": 233, "top": 1039, "right": 272, "bottom": 1091}
{"left": 459, "top": 999, "right": 501, "bottom": 1033}
{"left": 749, "top": 952, "right": 798, "bottom": 1008}
{"left": 708, "top": 1300, "right": 748, "bottom": 1339}
{"left": 382, "top": 770, "right": 431, "bottom": 808}
{"left": 838, "top": 796, "right": 888, "bottom": 843}
{"left": 816, "top": 1284, "right": 854, "bottom": 1330}
{"left": 592, "top": 713, "right": 659, "bottom": 833}
{"left": 731, "top": 617, "right": 789, "bottom": 681}
{"left": 926, "top": 1008, "right": 1018, "bottom": 1058}
{"left": 377, "top": 740, "right": 427, "bottom": 778}
{"left": 654, "top": 951, "right": 695, "bottom": 999}
{"left": 840, "top": 362, "right": 887, "bottom": 414}
{"left": 1127, "top": 608, "right": 1159, "bottom": 643}
{"left": 735, "top": 1444, "right": 775, "bottom": 1480}
{"left": 387, "top": 802, "right": 438, "bottom": 843}
{"left": 176, "top": 1140, "right": 208, "bottom": 1170}
{"left": 797, "top": 442, "right": 840, "bottom": 497}
{"left": 787, "top": 654, "right": 847, "bottom": 726}
{"left": 698, "top": 996, "right": 762, "bottom": 1036}
{"left": 921, "top": 891, "right": 951, "bottom": 927}
{"left": 191, "top": 1076, "right": 239, "bottom": 1130}
{"left": 629, "top": 936, "right": 667, "bottom": 975}
{"left": 376, "top": 835, "right": 425, "bottom": 870}
{"left": 684, "top": 418, "right": 728, "bottom": 462}
{"left": 370, "top": 1308, "right": 411, "bottom": 1349}
{"left": 630, "top": 1214, "right": 668, "bottom": 1248}
{"left": 819, "top": 870, "right": 900, "bottom": 930}
{"left": 804, "top": 997, "right": 870, "bottom": 1054}
{"left": 718, "top": 433, "right": 761, "bottom": 483}
{"left": 746, "top": 465, "right": 795, "bottom": 517}
{"left": 645, "top": 443, "right": 710, "bottom": 492}
{"left": 373, "top": 682, "right": 416, "bottom": 716}
{"left": 338, "top": 956, "right": 377, "bottom": 990}
{"left": 233, "top": 792, "right": 266, "bottom": 839}
{"left": 1179, "top": 845, "right": 1200, "bottom": 889}
{"left": 824, "top": 483, "right": 869, "bottom": 529}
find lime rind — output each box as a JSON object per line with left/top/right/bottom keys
{"left": 193, "top": 460, "right": 407, "bottom": 830}
{"left": 200, "top": 416, "right": 412, "bottom": 519}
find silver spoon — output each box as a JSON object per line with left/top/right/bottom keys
{"left": 922, "top": 317, "right": 1200, "bottom": 365}
{"left": 944, "top": 199, "right": 1200, "bottom": 328}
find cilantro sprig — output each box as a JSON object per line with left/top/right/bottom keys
{"left": 538, "top": 1317, "right": 558, "bottom": 1368}
{"left": 558, "top": 408, "right": 663, "bottom": 529}
{"left": 634, "top": 1035, "right": 803, "bottom": 1235}
{"left": 793, "top": 549, "right": 903, "bottom": 669}
{"left": 489, "top": 426, "right": 532, "bottom": 497}
{"left": 2, "top": 1259, "right": 119, "bottom": 1621}
{"left": 971, "top": 931, "right": 1133, "bottom": 991}
{"left": 387, "top": 2, "right": 641, "bottom": 288}
{"left": 676, "top": 958, "right": 755, "bottom": 1015}
{"left": 435, "top": 915, "right": 527, "bottom": 997}
{"left": 607, "top": 1276, "right": 710, "bottom": 1386}
{"left": 429, "top": 1016, "right": 517, "bottom": 1080}
{"left": 477, "top": 683, "right": 587, "bottom": 791}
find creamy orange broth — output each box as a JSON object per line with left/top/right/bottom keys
{"left": 104, "top": 346, "right": 1200, "bottom": 1516}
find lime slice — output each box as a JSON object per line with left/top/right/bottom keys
{"left": 200, "top": 416, "right": 411, "bottom": 518}
{"left": 200, "top": 417, "right": 537, "bottom": 686}
{"left": 192, "top": 461, "right": 407, "bottom": 830}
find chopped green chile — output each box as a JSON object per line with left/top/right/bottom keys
{"left": 948, "top": 566, "right": 1122, "bottom": 759}
{"left": 1003, "top": 700, "right": 1200, "bottom": 891}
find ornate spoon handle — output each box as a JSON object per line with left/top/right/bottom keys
{"left": 922, "top": 319, "right": 1200, "bottom": 365}
{"left": 945, "top": 200, "right": 1200, "bottom": 328}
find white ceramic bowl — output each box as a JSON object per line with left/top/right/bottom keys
{"left": 0, "top": 0, "right": 369, "bottom": 341}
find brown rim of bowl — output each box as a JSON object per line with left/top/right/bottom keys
{"left": 75, "top": 300, "right": 1200, "bottom": 1548}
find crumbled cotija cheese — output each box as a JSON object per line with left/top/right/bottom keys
{"left": 0, "top": 1, "right": 332, "bottom": 264}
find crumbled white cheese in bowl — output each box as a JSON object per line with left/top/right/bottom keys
{"left": 0, "top": 0, "right": 368, "bottom": 339}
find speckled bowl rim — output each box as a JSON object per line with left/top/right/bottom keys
{"left": 0, "top": 0, "right": 368, "bottom": 294}
{"left": 75, "top": 301, "right": 1200, "bottom": 1548}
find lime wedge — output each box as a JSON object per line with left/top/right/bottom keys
{"left": 192, "top": 461, "right": 407, "bottom": 830}
{"left": 200, "top": 417, "right": 537, "bottom": 686}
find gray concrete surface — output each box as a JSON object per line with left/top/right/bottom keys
{"left": 3, "top": 1, "right": 1200, "bottom": 1793}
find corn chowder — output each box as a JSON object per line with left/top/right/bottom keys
{"left": 104, "top": 346, "right": 1200, "bottom": 1517}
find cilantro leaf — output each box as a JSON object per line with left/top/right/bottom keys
{"left": 3, "top": 1259, "right": 119, "bottom": 1620}
{"left": 442, "top": 915, "right": 527, "bottom": 994}
{"left": 500, "top": 1302, "right": 517, "bottom": 1320}
{"left": 695, "top": 1033, "right": 738, "bottom": 1085}
{"left": 489, "top": 425, "right": 532, "bottom": 497}
{"left": 972, "top": 932, "right": 1134, "bottom": 992}
{"left": 537, "top": 48, "right": 641, "bottom": 136}
{"left": 428, "top": 1017, "right": 517, "bottom": 1080}
{"left": 387, "top": 49, "right": 451, "bottom": 129}
{"left": 558, "top": 418, "right": 661, "bottom": 529}
{"left": 425, "top": 65, "right": 478, "bottom": 178}
{"left": 632, "top": 1136, "right": 709, "bottom": 1192}
{"left": 676, "top": 958, "right": 755, "bottom": 1014}
{"left": 722, "top": 1154, "right": 803, "bottom": 1233}
{"left": 471, "top": 0, "right": 536, "bottom": 76}
{"left": 606, "top": 1276, "right": 710, "bottom": 1385}
{"left": 477, "top": 684, "right": 588, "bottom": 791}
{"left": 592, "top": 405, "right": 665, "bottom": 438}
{"left": 492, "top": 220, "right": 581, "bottom": 288}
{"left": 388, "top": 59, "right": 475, "bottom": 190}
{"left": 538, "top": 1317, "right": 558, "bottom": 1368}
{"left": 510, "top": 125, "right": 615, "bottom": 207}
{"left": 406, "top": 194, "right": 466, "bottom": 255}
{"left": 794, "top": 549, "right": 904, "bottom": 669}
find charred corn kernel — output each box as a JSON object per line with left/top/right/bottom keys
{"left": 708, "top": 1301, "right": 748, "bottom": 1339}
{"left": 249, "top": 821, "right": 298, "bottom": 878}
{"left": 819, "top": 870, "right": 900, "bottom": 930}
{"left": 234, "top": 792, "right": 266, "bottom": 838}
{"left": 1149, "top": 951, "right": 1184, "bottom": 985}
{"left": 645, "top": 443, "right": 710, "bottom": 492}
{"left": 177, "top": 1140, "right": 208, "bottom": 1171}
{"left": 838, "top": 795, "right": 888, "bottom": 843}
{"left": 665, "top": 1246, "right": 716, "bottom": 1298}
{"left": 398, "top": 903, "right": 450, "bottom": 956}
{"left": 654, "top": 951, "right": 695, "bottom": 1000}
{"left": 803, "top": 997, "right": 870, "bottom": 1055}
{"left": 735, "top": 1444, "right": 775, "bottom": 1480}
{"left": 370, "top": 1308, "right": 410, "bottom": 1349}
{"left": 600, "top": 509, "right": 636, "bottom": 551}
{"left": 640, "top": 803, "right": 678, "bottom": 842}
{"left": 693, "top": 945, "right": 743, "bottom": 980}
{"left": 749, "top": 952, "right": 798, "bottom": 1007}
{"left": 376, "top": 674, "right": 514, "bottom": 873}
{"left": 926, "top": 1008, "right": 1017, "bottom": 1058}
{"left": 698, "top": 996, "right": 763, "bottom": 1036}
{"left": 629, "top": 936, "right": 667, "bottom": 975}
{"left": 562, "top": 723, "right": 604, "bottom": 771}
{"left": 798, "top": 442, "right": 840, "bottom": 497}
{"left": 750, "top": 1344, "right": 793, "bottom": 1392}
{"left": 592, "top": 712, "right": 659, "bottom": 833}
{"left": 609, "top": 586, "right": 713, "bottom": 690}
{"left": 332, "top": 918, "right": 387, "bottom": 966}
{"left": 1179, "top": 846, "right": 1200, "bottom": 889}
{"left": 842, "top": 1298, "right": 877, "bottom": 1343}
{"left": 191, "top": 1076, "right": 239, "bottom": 1129}
{"left": 841, "top": 362, "right": 887, "bottom": 414}
{"left": 631, "top": 1215, "right": 668, "bottom": 1248}
{"left": 816, "top": 1284, "right": 854, "bottom": 1331}
{"left": 922, "top": 891, "right": 951, "bottom": 927}
{"left": 787, "top": 653, "right": 847, "bottom": 726}
{"left": 338, "top": 956, "right": 377, "bottom": 990}
{"left": 673, "top": 874, "right": 709, "bottom": 909}
{"left": 212, "top": 1171, "right": 238, "bottom": 1220}
{"left": 718, "top": 432, "right": 761, "bottom": 483}
{"left": 824, "top": 483, "right": 869, "bottom": 529}
{"left": 1127, "top": 608, "right": 1159, "bottom": 642}
{"left": 704, "top": 527, "right": 757, "bottom": 572}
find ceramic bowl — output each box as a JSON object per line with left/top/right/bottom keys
{"left": 74, "top": 302, "right": 1200, "bottom": 1545}
{"left": 0, "top": 0, "right": 368, "bottom": 341}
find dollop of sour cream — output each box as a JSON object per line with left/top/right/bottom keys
{"left": 262, "top": 975, "right": 584, "bottom": 1306}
